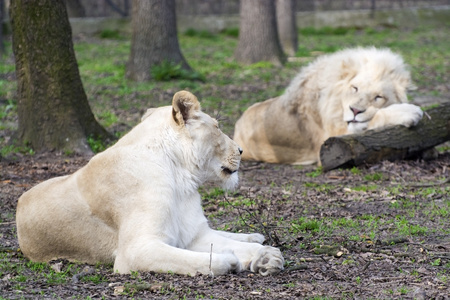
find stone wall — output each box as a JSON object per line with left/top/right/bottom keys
{"left": 67, "top": 0, "right": 450, "bottom": 17}
{"left": 67, "top": 6, "right": 449, "bottom": 36}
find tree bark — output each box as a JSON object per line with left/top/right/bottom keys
{"left": 10, "top": 0, "right": 112, "bottom": 154}
{"left": 276, "top": 0, "right": 298, "bottom": 56}
{"left": 320, "top": 103, "right": 450, "bottom": 171}
{"left": 234, "top": 0, "right": 285, "bottom": 66}
{"left": 126, "top": 0, "right": 191, "bottom": 82}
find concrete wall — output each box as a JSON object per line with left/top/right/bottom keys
{"left": 294, "top": 6, "right": 450, "bottom": 29}
{"left": 68, "top": 6, "right": 450, "bottom": 36}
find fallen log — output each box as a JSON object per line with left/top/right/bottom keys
{"left": 320, "top": 102, "right": 450, "bottom": 171}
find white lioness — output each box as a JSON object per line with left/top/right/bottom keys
{"left": 234, "top": 47, "right": 423, "bottom": 165}
{"left": 16, "top": 91, "right": 284, "bottom": 276}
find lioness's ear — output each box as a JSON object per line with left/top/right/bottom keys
{"left": 172, "top": 91, "right": 201, "bottom": 126}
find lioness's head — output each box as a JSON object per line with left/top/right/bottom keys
{"left": 168, "top": 91, "right": 242, "bottom": 190}
{"left": 339, "top": 48, "right": 413, "bottom": 133}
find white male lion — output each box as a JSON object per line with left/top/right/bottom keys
{"left": 16, "top": 91, "right": 284, "bottom": 276}
{"left": 234, "top": 47, "right": 423, "bottom": 165}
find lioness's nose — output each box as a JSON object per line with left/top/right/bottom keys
{"left": 238, "top": 147, "right": 243, "bottom": 155}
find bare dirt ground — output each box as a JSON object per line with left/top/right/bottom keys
{"left": 1, "top": 148, "right": 449, "bottom": 299}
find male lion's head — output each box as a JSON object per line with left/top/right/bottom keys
{"left": 338, "top": 48, "right": 414, "bottom": 133}
{"left": 166, "top": 91, "right": 242, "bottom": 190}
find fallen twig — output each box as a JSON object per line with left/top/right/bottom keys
{"left": 379, "top": 237, "right": 409, "bottom": 246}
{"left": 0, "top": 221, "right": 16, "bottom": 226}
{"left": 371, "top": 276, "right": 407, "bottom": 283}
{"left": 209, "top": 243, "right": 214, "bottom": 279}
{"left": 360, "top": 260, "right": 371, "bottom": 273}
{"left": 0, "top": 247, "right": 17, "bottom": 253}
{"left": 284, "top": 264, "right": 308, "bottom": 272}
{"left": 391, "top": 177, "right": 450, "bottom": 187}
{"left": 382, "top": 170, "right": 407, "bottom": 183}
{"left": 72, "top": 266, "right": 95, "bottom": 283}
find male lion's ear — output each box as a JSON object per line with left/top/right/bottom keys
{"left": 172, "top": 91, "right": 201, "bottom": 126}
{"left": 339, "top": 59, "right": 358, "bottom": 81}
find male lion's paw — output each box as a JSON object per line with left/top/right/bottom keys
{"left": 347, "top": 121, "right": 368, "bottom": 134}
{"left": 384, "top": 103, "right": 423, "bottom": 127}
{"left": 247, "top": 233, "right": 265, "bottom": 244}
{"left": 211, "top": 251, "right": 242, "bottom": 275}
{"left": 249, "top": 246, "right": 284, "bottom": 276}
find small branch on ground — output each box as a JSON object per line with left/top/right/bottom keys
{"left": 209, "top": 243, "right": 214, "bottom": 279}
{"left": 71, "top": 266, "right": 95, "bottom": 283}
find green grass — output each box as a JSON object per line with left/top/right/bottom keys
{"left": 184, "top": 28, "right": 217, "bottom": 40}
{"left": 99, "top": 29, "right": 123, "bottom": 40}
{"left": 306, "top": 167, "right": 323, "bottom": 178}
{"left": 0, "top": 255, "right": 80, "bottom": 286}
{"left": 350, "top": 166, "right": 361, "bottom": 175}
{"left": 291, "top": 217, "right": 322, "bottom": 233}
{"left": 150, "top": 60, "right": 205, "bottom": 81}
{"left": 364, "top": 172, "right": 384, "bottom": 181}
{"left": 87, "top": 135, "right": 109, "bottom": 153}
{"left": 0, "top": 144, "right": 35, "bottom": 157}
{"left": 97, "top": 111, "right": 119, "bottom": 127}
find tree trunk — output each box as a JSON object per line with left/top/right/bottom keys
{"left": 320, "top": 103, "right": 450, "bottom": 171}
{"left": 10, "top": 0, "right": 112, "bottom": 154}
{"left": 276, "top": 0, "right": 298, "bottom": 56}
{"left": 234, "top": 0, "right": 285, "bottom": 66}
{"left": 126, "top": 0, "right": 191, "bottom": 82}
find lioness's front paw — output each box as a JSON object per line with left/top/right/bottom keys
{"left": 249, "top": 246, "right": 284, "bottom": 276}
{"left": 383, "top": 103, "right": 423, "bottom": 127}
{"left": 211, "top": 251, "right": 242, "bottom": 275}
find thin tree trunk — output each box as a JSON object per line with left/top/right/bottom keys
{"left": 320, "top": 103, "right": 450, "bottom": 171}
{"left": 234, "top": 0, "right": 285, "bottom": 66}
{"left": 64, "top": 0, "right": 86, "bottom": 18}
{"left": 276, "top": 0, "right": 298, "bottom": 56}
{"left": 0, "top": 0, "right": 4, "bottom": 58}
{"left": 370, "top": 0, "right": 376, "bottom": 18}
{"left": 105, "top": 0, "right": 128, "bottom": 17}
{"left": 126, "top": 0, "right": 191, "bottom": 82}
{"left": 10, "top": 0, "right": 112, "bottom": 154}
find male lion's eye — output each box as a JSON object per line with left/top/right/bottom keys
{"left": 352, "top": 86, "right": 358, "bottom": 93}
{"left": 375, "top": 95, "right": 383, "bottom": 101}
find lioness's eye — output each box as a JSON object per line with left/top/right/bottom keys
{"left": 375, "top": 95, "right": 383, "bottom": 101}
{"left": 352, "top": 86, "right": 358, "bottom": 93}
